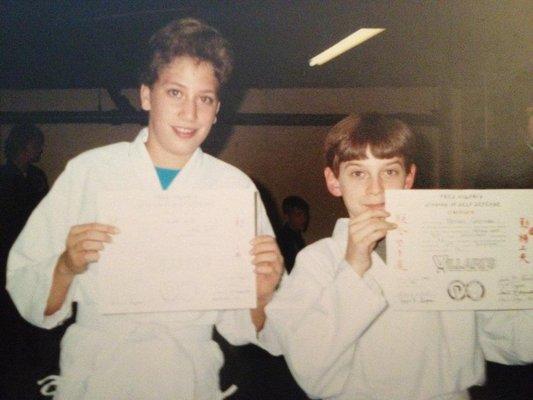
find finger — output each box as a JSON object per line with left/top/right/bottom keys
{"left": 250, "top": 242, "right": 281, "bottom": 256}
{"left": 255, "top": 264, "right": 283, "bottom": 281}
{"left": 348, "top": 220, "right": 394, "bottom": 248}
{"left": 365, "top": 230, "right": 389, "bottom": 245}
{"left": 255, "top": 264, "right": 275, "bottom": 275}
{"left": 73, "top": 240, "right": 106, "bottom": 252}
{"left": 70, "top": 223, "right": 120, "bottom": 236}
{"left": 348, "top": 219, "right": 394, "bottom": 238}
{"left": 83, "top": 251, "right": 101, "bottom": 264}
{"left": 250, "top": 236, "right": 282, "bottom": 255}
{"left": 349, "top": 218, "right": 396, "bottom": 236}
{"left": 252, "top": 251, "right": 279, "bottom": 265}
{"left": 254, "top": 257, "right": 284, "bottom": 278}
{"left": 352, "top": 221, "right": 393, "bottom": 241}
{"left": 78, "top": 230, "right": 114, "bottom": 244}
{"left": 66, "top": 250, "right": 100, "bottom": 274}
{"left": 349, "top": 209, "right": 390, "bottom": 225}
{"left": 68, "top": 229, "right": 115, "bottom": 249}
{"left": 250, "top": 235, "right": 275, "bottom": 246}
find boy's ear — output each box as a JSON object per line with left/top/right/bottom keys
{"left": 324, "top": 167, "right": 342, "bottom": 197}
{"left": 404, "top": 164, "right": 417, "bottom": 189}
{"left": 140, "top": 85, "right": 151, "bottom": 112}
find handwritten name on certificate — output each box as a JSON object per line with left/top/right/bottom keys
{"left": 384, "top": 189, "right": 533, "bottom": 310}
{"left": 95, "top": 189, "right": 257, "bottom": 314}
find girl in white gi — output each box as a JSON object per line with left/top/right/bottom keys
{"left": 7, "top": 18, "right": 283, "bottom": 399}
{"left": 265, "top": 112, "right": 533, "bottom": 400}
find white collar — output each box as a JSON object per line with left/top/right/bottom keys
{"left": 130, "top": 127, "right": 205, "bottom": 191}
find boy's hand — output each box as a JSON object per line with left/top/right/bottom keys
{"left": 251, "top": 235, "right": 284, "bottom": 305}
{"left": 60, "top": 223, "right": 119, "bottom": 275}
{"left": 345, "top": 210, "right": 396, "bottom": 277}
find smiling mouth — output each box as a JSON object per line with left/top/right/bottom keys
{"left": 172, "top": 126, "right": 196, "bottom": 139}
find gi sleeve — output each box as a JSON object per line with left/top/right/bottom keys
{"left": 264, "top": 249, "right": 387, "bottom": 399}
{"left": 477, "top": 310, "right": 533, "bottom": 364}
{"left": 6, "top": 161, "right": 80, "bottom": 329}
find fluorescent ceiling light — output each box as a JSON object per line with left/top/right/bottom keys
{"left": 309, "top": 28, "right": 386, "bottom": 66}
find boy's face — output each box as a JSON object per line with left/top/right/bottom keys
{"left": 324, "top": 148, "right": 416, "bottom": 219}
{"left": 140, "top": 56, "right": 220, "bottom": 168}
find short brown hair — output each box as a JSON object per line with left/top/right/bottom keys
{"left": 140, "top": 18, "right": 234, "bottom": 88}
{"left": 324, "top": 112, "right": 416, "bottom": 176}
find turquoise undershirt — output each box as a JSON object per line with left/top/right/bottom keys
{"left": 155, "top": 166, "right": 180, "bottom": 190}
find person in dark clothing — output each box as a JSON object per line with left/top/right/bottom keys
{"left": 1, "top": 123, "right": 48, "bottom": 265}
{"left": 277, "top": 196, "right": 309, "bottom": 273}
{"left": 0, "top": 123, "right": 65, "bottom": 400}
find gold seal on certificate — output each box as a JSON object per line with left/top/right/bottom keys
{"left": 447, "top": 280, "right": 485, "bottom": 301}
{"left": 447, "top": 280, "right": 466, "bottom": 301}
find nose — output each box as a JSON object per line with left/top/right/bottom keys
{"left": 367, "top": 176, "right": 384, "bottom": 195}
{"left": 179, "top": 97, "right": 197, "bottom": 121}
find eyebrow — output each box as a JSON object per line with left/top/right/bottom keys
{"left": 382, "top": 160, "right": 403, "bottom": 167}
{"left": 162, "top": 81, "right": 218, "bottom": 95}
{"left": 344, "top": 158, "right": 403, "bottom": 168}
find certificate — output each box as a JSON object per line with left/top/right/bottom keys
{"left": 95, "top": 189, "right": 257, "bottom": 314}
{"left": 384, "top": 189, "right": 533, "bottom": 310}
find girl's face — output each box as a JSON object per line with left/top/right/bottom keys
{"left": 141, "top": 56, "right": 220, "bottom": 168}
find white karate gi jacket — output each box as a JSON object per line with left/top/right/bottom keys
{"left": 265, "top": 218, "right": 533, "bottom": 400}
{"left": 7, "top": 128, "right": 275, "bottom": 400}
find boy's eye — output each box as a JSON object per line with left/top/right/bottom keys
{"left": 350, "top": 170, "right": 366, "bottom": 178}
{"left": 385, "top": 169, "right": 399, "bottom": 176}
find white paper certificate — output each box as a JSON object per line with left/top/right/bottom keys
{"left": 384, "top": 189, "right": 533, "bottom": 310}
{"left": 96, "top": 189, "right": 257, "bottom": 314}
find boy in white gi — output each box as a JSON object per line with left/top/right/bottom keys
{"left": 265, "top": 112, "right": 533, "bottom": 400}
{"left": 7, "top": 19, "right": 283, "bottom": 399}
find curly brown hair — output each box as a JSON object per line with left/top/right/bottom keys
{"left": 140, "top": 18, "right": 234, "bottom": 89}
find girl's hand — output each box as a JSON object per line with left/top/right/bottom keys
{"left": 60, "top": 223, "right": 119, "bottom": 275}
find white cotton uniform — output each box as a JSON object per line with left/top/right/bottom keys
{"left": 6, "top": 128, "right": 275, "bottom": 400}
{"left": 265, "top": 218, "right": 533, "bottom": 400}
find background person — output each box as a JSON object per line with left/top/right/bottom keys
{"left": 277, "top": 196, "right": 309, "bottom": 273}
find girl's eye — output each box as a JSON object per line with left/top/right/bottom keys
{"left": 200, "top": 96, "right": 215, "bottom": 105}
{"left": 168, "top": 89, "right": 182, "bottom": 98}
